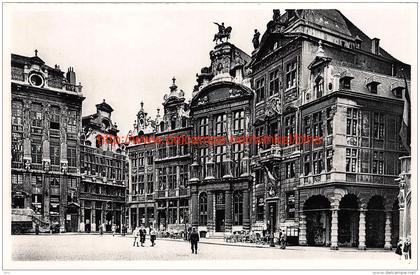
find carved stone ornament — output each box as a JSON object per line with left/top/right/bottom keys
{"left": 229, "top": 88, "right": 244, "bottom": 98}
{"left": 61, "top": 162, "right": 68, "bottom": 174}
{"left": 25, "top": 159, "right": 31, "bottom": 171}
{"left": 197, "top": 96, "right": 209, "bottom": 106}
{"left": 43, "top": 159, "right": 50, "bottom": 172}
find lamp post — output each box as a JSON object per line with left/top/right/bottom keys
{"left": 269, "top": 204, "right": 275, "bottom": 247}
{"left": 184, "top": 209, "right": 189, "bottom": 241}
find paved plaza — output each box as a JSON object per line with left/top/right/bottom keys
{"left": 8, "top": 234, "right": 414, "bottom": 270}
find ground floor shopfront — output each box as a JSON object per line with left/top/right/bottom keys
{"left": 298, "top": 185, "right": 400, "bottom": 250}
{"left": 127, "top": 201, "right": 155, "bottom": 232}
{"left": 79, "top": 199, "right": 124, "bottom": 233}
{"left": 190, "top": 179, "right": 252, "bottom": 236}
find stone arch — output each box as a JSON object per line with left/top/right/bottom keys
{"left": 303, "top": 195, "right": 332, "bottom": 247}
{"left": 366, "top": 195, "right": 386, "bottom": 248}
{"left": 338, "top": 194, "right": 360, "bottom": 247}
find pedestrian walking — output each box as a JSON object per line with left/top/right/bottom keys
{"left": 280, "top": 232, "right": 287, "bottom": 249}
{"left": 190, "top": 227, "right": 199, "bottom": 254}
{"left": 112, "top": 224, "right": 116, "bottom": 237}
{"left": 35, "top": 224, "right": 40, "bottom": 235}
{"left": 132, "top": 227, "right": 139, "bottom": 247}
{"left": 99, "top": 223, "right": 104, "bottom": 236}
{"left": 150, "top": 228, "right": 157, "bottom": 247}
{"left": 139, "top": 225, "right": 147, "bottom": 247}
{"left": 395, "top": 239, "right": 403, "bottom": 260}
{"left": 403, "top": 238, "right": 411, "bottom": 260}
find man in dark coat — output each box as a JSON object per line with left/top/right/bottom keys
{"left": 139, "top": 225, "right": 147, "bottom": 247}
{"left": 190, "top": 227, "right": 200, "bottom": 254}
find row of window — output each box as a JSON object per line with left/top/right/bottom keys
{"left": 255, "top": 59, "right": 297, "bottom": 103}
{"left": 12, "top": 101, "right": 78, "bottom": 133}
{"left": 157, "top": 165, "right": 189, "bottom": 191}
{"left": 131, "top": 173, "right": 154, "bottom": 195}
{"left": 197, "top": 110, "right": 245, "bottom": 136}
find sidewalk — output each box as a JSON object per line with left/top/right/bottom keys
{"left": 159, "top": 237, "right": 393, "bottom": 253}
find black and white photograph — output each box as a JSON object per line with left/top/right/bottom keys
{"left": 2, "top": 2, "right": 417, "bottom": 272}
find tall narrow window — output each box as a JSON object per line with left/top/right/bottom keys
{"left": 286, "top": 59, "right": 297, "bottom": 89}
{"left": 314, "top": 77, "right": 324, "bottom": 98}
{"left": 198, "top": 118, "right": 209, "bottom": 136}
{"left": 304, "top": 154, "right": 311, "bottom": 176}
{"left": 233, "top": 192, "right": 243, "bottom": 225}
{"left": 372, "top": 151, "right": 384, "bottom": 174}
{"left": 233, "top": 110, "right": 245, "bottom": 134}
{"left": 31, "top": 135, "right": 42, "bottom": 164}
{"left": 285, "top": 162, "right": 295, "bottom": 178}
{"left": 326, "top": 149, "right": 333, "bottom": 172}
{"left": 147, "top": 173, "right": 154, "bottom": 194}
{"left": 199, "top": 192, "right": 207, "bottom": 226}
{"left": 256, "top": 78, "right": 265, "bottom": 103}
{"left": 346, "top": 148, "right": 358, "bottom": 172}
{"left": 346, "top": 108, "right": 358, "bottom": 136}
{"left": 313, "top": 112, "right": 323, "bottom": 137}
{"left": 67, "top": 110, "right": 77, "bottom": 134}
{"left": 269, "top": 69, "right": 279, "bottom": 96}
{"left": 286, "top": 192, "right": 296, "bottom": 219}
{"left": 313, "top": 151, "right": 324, "bottom": 174}
{"left": 67, "top": 142, "right": 77, "bottom": 167}
{"left": 50, "top": 137, "right": 60, "bottom": 165}
{"left": 215, "top": 114, "right": 227, "bottom": 136}
{"left": 31, "top": 103, "right": 43, "bottom": 130}
{"left": 285, "top": 114, "right": 296, "bottom": 139}
{"left": 50, "top": 106, "right": 60, "bottom": 130}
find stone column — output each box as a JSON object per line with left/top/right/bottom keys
{"left": 384, "top": 211, "right": 392, "bottom": 250}
{"left": 136, "top": 206, "right": 140, "bottom": 227}
{"left": 358, "top": 209, "right": 366, "bottom": 250}
{"left": 191, "top": 191, "right": 199, "bottom": 227}
{"left": 91, "top": 201, "right": 96, "bottom": 232}
{"left": 330, "top": 208, "right": 339, "bottom": 250}
{"left": 128, "top": 207, "right": 132, "bottom": 232}
{"left": 207, "top": 191, "right": 214, "bottom": 234}
{"left": 299, "top": 213, "right": 307, "bottom": 245}
{"left": 243, "top": 189, "right": 250, "bottom": 230}
{"left": 225, "top": 190, "right": 232, "bottom": 232}
{"left": 80, "top": 200, "right": 85, "bottom": 232}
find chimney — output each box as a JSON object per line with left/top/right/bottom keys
{"left": 66, "top": 67, "right": 76, "bottom": 85}
{"left": 371, "top": 38, "right": 380, "bottom": 55}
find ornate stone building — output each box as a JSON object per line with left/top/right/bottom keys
{"left": 11, "top": 51, "right": 84, "bottom": 232}
{"left": 79, "top": 100, "right": 127, "bottom": 232}
{"left": 249, "top": 9, "right": 410, "bottom": 249}
{"left": 189, "top": 36, "right": 254, "bottom": 236}
{"left": 155, "top": 78, "right": 192, "bottom": 231}
{"left": 126, "top": 102, "right": 158, "bottom": 231}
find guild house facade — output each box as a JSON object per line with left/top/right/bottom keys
{"left": 248, "top": 9, "right": 410, "bottom": 249}
{"left": 11, "top": 51, "right": 84, "bottom": 232}
{"left": 79, "top": 100, "right": 127, "bottom": 233}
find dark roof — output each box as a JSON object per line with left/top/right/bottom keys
{"left": 298, "top": 9, "right": 398, "bottom": 61}
{"left": 11, "top": 53, "right": 45, "bottom": 65}
{"left": 95, "top": 100, "right": 114, "bottom": 112}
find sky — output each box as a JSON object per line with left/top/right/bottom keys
{"left": 5, "top": 3, "right": 417, "bottom": 136}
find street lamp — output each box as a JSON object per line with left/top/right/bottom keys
{"left": 269, "top": 205, "right": 275, "bottom": 247}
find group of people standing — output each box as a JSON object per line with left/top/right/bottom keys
{"left": 132, "top": 225, "right": 157, "bottom": 247}
{"left": 395, "top": 237, "right": 412, "bottom": 260}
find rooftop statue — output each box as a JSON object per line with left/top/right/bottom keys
{"left": 213, "top": 22, "right": 232, "bottom": 44}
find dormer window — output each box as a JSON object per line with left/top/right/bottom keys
{"left": 366, "top": 81, "right": 380, "bottom": 94}
{"left": 340, "top": 76, "right": 353, "bottom": 90}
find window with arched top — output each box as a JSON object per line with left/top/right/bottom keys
{"left": 199, "top": 192, "right": 208, "bottom": 226}
{"left": 160, "top": 121, "right": 165, "bottom": 132}
{"left": 314, "top": 76, "right": 324, "bottom": 99}
{"left": 233, "top": 191, "right": 243, "bottom": 225}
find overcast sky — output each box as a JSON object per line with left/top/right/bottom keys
{"left": 5, "top": 3, "right": 416, "bottom": 135}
